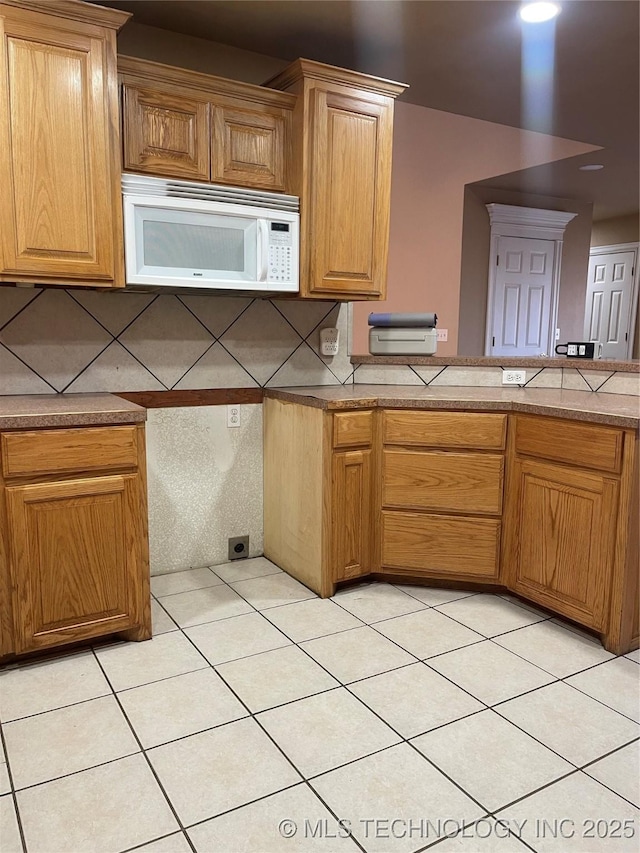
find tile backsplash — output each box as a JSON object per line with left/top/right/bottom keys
{"left": 0, "top": 288, "right": 352, "bottom": 394}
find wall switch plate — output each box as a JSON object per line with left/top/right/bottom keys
{"left": 228, "top": 535, "right": 249, "bottom": 560}
{"left": 436, "top": 328, "right": 448, "bottom": 342}
{"left": 502, "top": 369, "right": 526, "bottom": 385}
{"left": 227, "top": 405, "right": 240, "bottom": 428}
{"left": 320, "top": 327, "right": 339, "bottom": 356}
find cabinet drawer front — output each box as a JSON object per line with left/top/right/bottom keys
{"left": 382, "top": 511, "right": 500, "bottom": 578}
{"left": 383, "top": 411, "right": 506, "bottom": 450}
{"left": 2, "top": 427, "right": 138, "bottom": 478}
{"left": 333, "top": 411, "right": 373, "bottom": 448}
{"left": 383, "top": 450, "right": 503, "bottom": 515}
{"left": 515, "top": 415, "right": 623, "bottom": 473}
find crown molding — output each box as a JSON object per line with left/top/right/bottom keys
{"left": 486, "top": 204, "right": 578, "bottom": 238}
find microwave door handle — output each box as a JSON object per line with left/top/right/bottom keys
{"left": 258, "top": 220, "right": 269, "bottom": 282}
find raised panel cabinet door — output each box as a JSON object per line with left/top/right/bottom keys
{"left": 6, "top": 475, "right": 145, "bottom": 652}
{"left": 122, "top": 84, "right": 210, "bottom": 180}
{"left": 510, "top": 459, "right": 618, "bottom": 630}
{"left": 331, "top": 449, "right": 372, "bottom": 582}
{"left": 211, "top": 103, "right": 287, "bottom": 191}
{"left": 307, "top": 88, "right": 393, "bottom": 297}
{"left": 0, "top": 9, "right": 121, "bottom": 282}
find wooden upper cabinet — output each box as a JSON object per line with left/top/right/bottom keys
{"left": 267, "top": 59, "right": 406, "bottom": 299}
{"left": 118, "top": 56, "right": 295, "bottom": 192}
{"left": 211, "top": 102, "right": 287, "bottom": 191}
{"left": 0, "top": 1, "right": 129, "bottom": 286}
{"left": 122, "top": 84, "right": 210, "bottom": 180}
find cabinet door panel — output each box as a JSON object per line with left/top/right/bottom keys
{"left": 123, "top": 85, "right": 210, "bottom": 180}
{"left": 332, "top": 449, "right": 372, "bottom": 581}
{"left": 308, "top": 89, "right": 393, "bottom": 296}
{"left": 211, "top": 103, "right": 286, "bottom": 191}
{"left": 0, "top": 14, "right": 119, "bottom": 281}
{"left": 6, "top": 475, "right": 143, "bottom": 652}
{"left": 511, "top": 460, "right": 617, "bottom": 630}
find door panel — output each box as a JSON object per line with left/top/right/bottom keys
{"left": 122, "top": 84, "right": 210, "bottom": 180}
{"left": 6, "top": 476, "right": 141, "bottom": 652}
{"left": 0, "top": 14, "right": 119, "bottom": 281}
{"left": 489, "top": 236, "right": 555, "bottom": 356}
{"left": 211, "top": 103, "right": 287, "bottom": 191}
{"left": 584, "top": 250, "right": 635, "bottom": 359}
{"left": 308, "top": 88, "right": 393, "bottom": 296}
{"left": 332, "top": 449, "right": 372, "bottom": 581}
{"left": 510, "top": 459, "right": 617, "bottom": 630}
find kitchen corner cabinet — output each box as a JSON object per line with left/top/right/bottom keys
{"left": 263, "top": 398, "right": 639, "bottom": 654}
{"left": 266, "top": 60, "right": 407, "bottom": 300}
{"left": 0, "top": 0, "right": 130, "bottom": 287}
{"left": 502, "top": 415, "right": 639, "bottom": 652}
{"left": 119, "top": 56, "right": 294, "bottom": 193}
{"left": 0, "top": 423, "right": 151, "bottom": 658}
{"left": 263, "top": 399, "right": 374, "bottom": 597}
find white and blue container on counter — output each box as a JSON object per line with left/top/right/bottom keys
{"left": 368, "top": 312, "right": 438, "bottom": 355}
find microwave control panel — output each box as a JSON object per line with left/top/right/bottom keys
{"left": 268, "top": 221, "right": 294, "bottom": 283}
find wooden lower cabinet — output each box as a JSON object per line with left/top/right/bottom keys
{"left": 0, "top": 423, "right": 151, "bottom": 659}
{"left": 332, "top": 449, "right": 372, "bottom": 582}
{"left": 505, "top": 459, "right": 617, "bottom": 630}
{"left": 263, "top": 398, "right": 639, "bottom": 653}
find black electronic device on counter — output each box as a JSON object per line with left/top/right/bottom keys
{"left": 555, "top": 342, "right": 602, "bottom": 358}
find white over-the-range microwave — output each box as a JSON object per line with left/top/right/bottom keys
{"left": 122, "top": 174, "right": 300, "bottom": 292}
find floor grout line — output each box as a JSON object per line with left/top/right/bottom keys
{"left": 2, "top": 566, "right": 638, "bottom": 853}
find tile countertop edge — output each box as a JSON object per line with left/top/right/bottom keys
{"left": 0, "top": 393, "right": 146, "bottom": 430}
{"left": 351, "top": 354, "right": 640, "bottom": 373}
{"left": 263, "top": 386, "right": 640, "bottom": 429}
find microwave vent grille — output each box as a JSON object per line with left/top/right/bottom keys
{"left": 122, "top": 174, "right": 299, "bottom": 212}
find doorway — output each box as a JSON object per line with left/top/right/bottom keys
{"left": 484, "top": 204, "right": 577, "bottom": 357}
{"left": 584, "top": 243, "right": 639, "bottom": 360}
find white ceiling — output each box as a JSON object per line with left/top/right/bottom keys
{"left": 102, "top": 0, "right": 639, "bottom": 222}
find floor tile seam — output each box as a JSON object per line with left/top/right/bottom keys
{"left": 490, "top": 763, "right": 640, "bottom": 818}
{"left": 555, "top": 675, "right": 640, "bottom": 725}
{"left": 90, "top": 648, "right": 195, "bottom": 844}
{"left": 211, "top": 568, "right": 283, "bottom": 584}
{"left": 164, "top": 601, "right": 265, "bottom": 631}
{"left": 120, "top": 829, "right": 193, "bottom": 853}
{"left": 10, "top": 747, "right": 144, "bottom": 796}
{"left": 429, "top": 606, "right": 553, "bottom": 642}
{"left": 412, "top": 813, "right": 528, "bottom": 853}
{"left": 152, "top": 581, "right": 227, "bottom": 600}
{"left": 205, "top": 637, "right": 295, "bottom": 668}
{"left": 0, "top": 688, "right": 115, "bottom": 725}
{"left": 487, "top": 635, "right": 618, "bottom": 681}
{"left": 0, "top": 726, "right": 27, "bottom": 853}
{"left": 97, "top": 661, "right": 212, "bottom": 696}
{"left": 328, "top": 590, "right": 432, "bottom": 627}
{"left": 259, "top": 605, "right": 368, "bottom": 643}
{"left": 390, "top": 585, "right": 483, "bottom": 608}
{"left": 489, "top": 702, "right": 624, "bottom": 772}
{"left": 579, "top": 736, "right": 640, "bottom": 772}
{"left": 580, "top": 764, "right": 640, "bottom": 811}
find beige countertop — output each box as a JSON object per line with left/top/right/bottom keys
{"left": 265, "top": 385, "right": 640, "bottom": 428}
{"left": 0, "top": 393, "right": 146, "bottom": 430}
{"left": 352, "top": 354, "right": 640, "bottom": 373}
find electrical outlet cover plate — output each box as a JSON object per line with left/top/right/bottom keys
{"left": 227, "top": 405, "right": 240, "bottom": 428}
{"left": 502, "top": 369, "right": 526, "bottom": 385}
{"left": 320, "top": 327, "right": 339, "bottom": 356}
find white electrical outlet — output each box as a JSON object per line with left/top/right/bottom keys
{"left": 227, "top": 405, "right": 240, "bottom": 428}
{"left": 436, "top": 328, "right": 448, "bottom": 342}
{"left": 502, "top": 369, "right": 526, "bottom": 385}
{"left": 555, "top": 327, "right": 561, "bottom": 340}
{"left": 320, "top": 327, "right": 339, "bottom": 356}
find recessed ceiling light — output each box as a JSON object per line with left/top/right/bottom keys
{"left": 520, "top": 2, "right": 561, "bottom": 23}
{"left": 579, "top": 164, "right": 605, "bottom": 171}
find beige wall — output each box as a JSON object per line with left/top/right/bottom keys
{"left": 458, "top": 188, "right": 592, "bottom": 355}
{"left": 117, "top": 21, "right": 286, "bottom": 82}
{"left": 352, "top": 102, "right": 597, "bottom": 354}
{"left": 591, "top": 213, "right": 640, "bottom": 247}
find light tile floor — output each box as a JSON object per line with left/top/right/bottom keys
{"left": 0, "top": 559, "right": 638, "bottom": 853}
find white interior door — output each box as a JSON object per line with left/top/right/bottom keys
{"left": 488, "top": 236, "right": 555, "bottom": 356}
{"left": 584, "top": 250, "right": 636, "bottom": 360}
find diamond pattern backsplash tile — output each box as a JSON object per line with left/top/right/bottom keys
{"left": 0, "top": 288, "right": 350, "bottom": 394}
